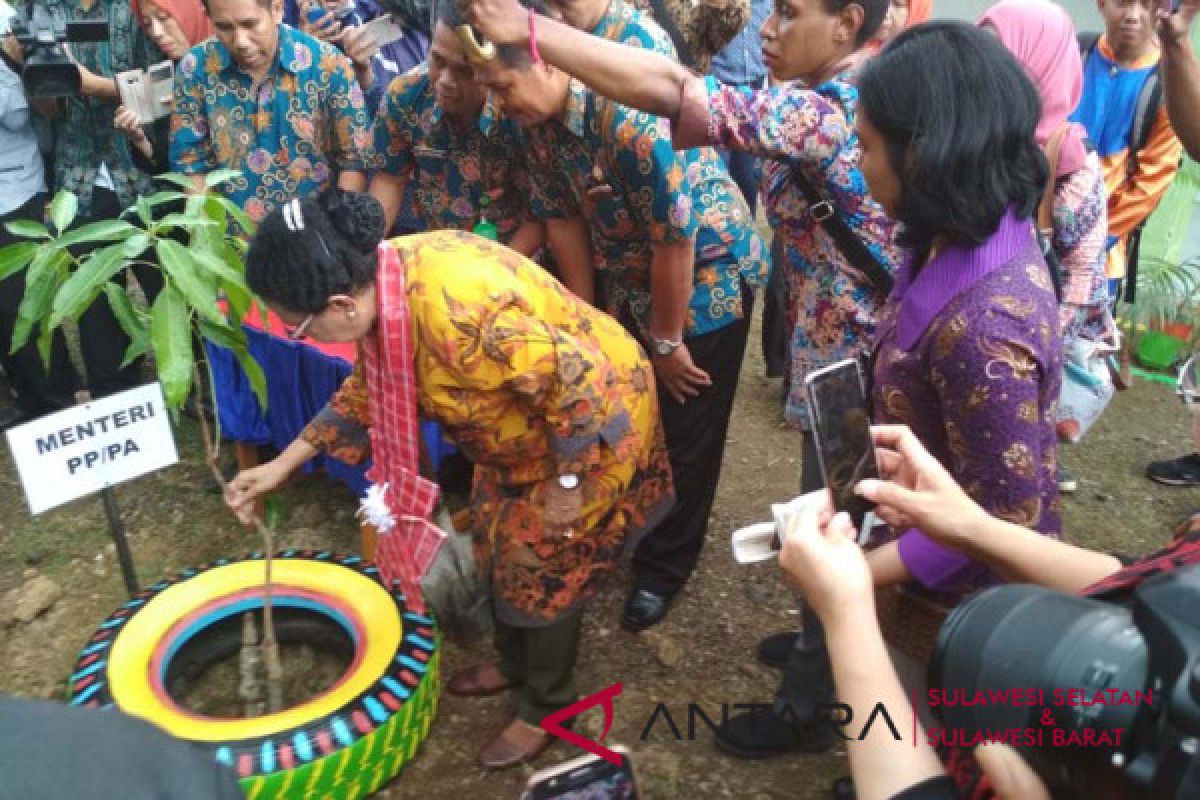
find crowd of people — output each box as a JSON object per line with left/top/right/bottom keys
{"left": 3, "top": 0, "right": 1200, "bottom": 797}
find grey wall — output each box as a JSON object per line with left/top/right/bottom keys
{"left": 937, "top": 0, "right": 1103, "bottom": 34}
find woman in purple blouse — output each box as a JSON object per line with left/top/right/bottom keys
{"left": 856, "top": 22, "right": 1063, "bottom": 597}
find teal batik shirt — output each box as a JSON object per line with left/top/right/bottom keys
{"left": 371, "top": 64, "right": 531, "bottom": 240}
{"left": 170, "top": 25, "right": 372, "bottom": 224}
{"left": 518, "top": 0, "right": 769, "bottom": 337}
{"left": 44, "top": 0, "right": 162, "bottom": 215}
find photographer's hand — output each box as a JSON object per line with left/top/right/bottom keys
{"left": 778, "top": 493, "right": 948, "bottom": 799}
{"left": 857, "top": 425, "right": 1123, "bottom": 593}
{"left": 855, "top": 425, "right": 991, "bottom": 551}
{"left": 61, "top": 44, "right": 118, "bottom": 101}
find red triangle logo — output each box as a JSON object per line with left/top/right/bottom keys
{"left": 540, "top": 681, "right": 624, "bottom": 765}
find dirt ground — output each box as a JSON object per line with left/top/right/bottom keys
{"left": 0, "top": 306, "right": 1195, "bottom": 800}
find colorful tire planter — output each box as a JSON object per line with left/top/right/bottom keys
{"left": 68, "top": 551, "right": 440, "bottom": 800}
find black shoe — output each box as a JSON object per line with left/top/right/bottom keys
{"left": 757, "top": 631, "right": 800, "bottom": 670}
{"left": 713, "top": 706, "right": 833, "bottom": 759}
{"left": 1147, "top": 453, "right": 1200, "bottom": 487}
{"left": 620, "top": 588, "right": 673, "bottom": 632}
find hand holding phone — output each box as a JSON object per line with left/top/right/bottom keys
{"left": 523, "top": 747, "right": 639, "bottom": 800}
{"left": 805, "top": 359, "right": 881, "bottom": 545}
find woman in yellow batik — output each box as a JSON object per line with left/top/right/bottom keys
{"left": 224, "top": 189, "right": 673, "bottom": 769}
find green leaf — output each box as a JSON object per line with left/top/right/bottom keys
{"left": 120, "top": 335, "right": 150, "bottom": 369}
{"left": 235, "top": 346, "right": 268, "bottom": 412}
{"left": 156, "top": 239, "right": 224, "bottom": 324}
{"left": 120, "top": 233, "right": 151, "bottom": 260}
{"left": 204, "top": 168, "right": 241, "bottom": 189}
{"left": 136, "top": 195, "right": 154, "bottom": 227}
{"left": 197, "top": 320, "right": 266, "bottom": 412}
{"left": 150, "top": 286, "right": 193, "bottom": 409}
{"left": 211, "top": 195, "right": 256, "bottom": 237}
{"left": 0, "top": 242, "right": 37, "bottom": 283}
{"left": 49, "top": 191, "right": 78, "bottom": 235}
{"left": 36, "top": 323, "right": 55, "bottom": 371}
{"left": 52, "top": 219, "right": 138, "bottom": 250}
{"left": 5, "top": 219, "right": 50, "bottom": 239}
{"left": 12, "top": 250, "right": 68, "bottom": 353}
{"left": 156, "top": 214, "right": 219, "bottom": 229}
{"left": 104, "top": 281, "right": 148, "bottom": 343}
{"left": 48, "top": 243, "right": 129, "bottom": 327}
{"left": 141, "top": 190, "right": 189, "bottom": 208}
{"left": 155, "top": 173, "right": 198, "bottom": 190}
{"left": 264, "top": 494, "right": 284, "bottom": 530}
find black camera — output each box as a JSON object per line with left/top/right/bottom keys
{"left": 930, "top": 565, "right": 1200, "bottom": 799}
{"left": 9, "top": 1, "right": 107, "bottom": 98}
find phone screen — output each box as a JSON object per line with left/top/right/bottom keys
{"left": 528, "top": 757, "right": 639, "bottom": 800}
{"left": 806, "top": 360, "right": 879, "bottom": 533}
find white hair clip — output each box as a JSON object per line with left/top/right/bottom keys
{"left": 282, "top": 198, "right": 305, "bottom": 232}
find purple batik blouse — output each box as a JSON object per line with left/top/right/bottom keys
{"left": 871, "top": 208, "right": 1063, "bottom": 595}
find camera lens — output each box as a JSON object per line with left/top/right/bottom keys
{"left": 930, "top": 585, "right": 1147, "bottom": 765}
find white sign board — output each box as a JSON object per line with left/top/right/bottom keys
{"left": 6, "top": 383, "right": 179, "bottom": 514}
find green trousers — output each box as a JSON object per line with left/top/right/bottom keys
{"left": 494, "top": 612, "right": 583, "bottom": 725}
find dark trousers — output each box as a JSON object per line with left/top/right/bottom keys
{"left": 495, "top": 612, "right": 583, "bottom": 725}
{"left": 74, "top": 187, "right": 163, "bottom": 398}
{"left": 775, "top": 430, "right": 834, "bottom": 724}
{"left": 0, "top": 193, "right": 78, "bottom": 415}
{"left": 761, "top": 239, "right": 789, "bottom": 379}
{"left": 632, "top": 290, "right": 755, "bottom": 596}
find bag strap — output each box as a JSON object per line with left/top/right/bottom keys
{"left": 1127, "top": 67, "right": 1164, "bottom": 181}
{"left": 791, "top": 168, "right": 894, "bottom": 295}
{"left": 1038, "top": 124, "right": 1070, "bottom": 234}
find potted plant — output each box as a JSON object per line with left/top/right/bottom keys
{"left": 1124, "top": 253, "right": 1200, "bottom": 370}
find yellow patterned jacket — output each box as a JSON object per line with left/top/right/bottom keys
{"left": 301, "top": 231, "right": 674, "bottom": 625}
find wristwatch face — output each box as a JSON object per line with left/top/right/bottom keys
{"left": 654, "top": 339, "right": 673, "bottom": 356}
{"left": 558, "top": 473, "right": 580, "bottom": 490}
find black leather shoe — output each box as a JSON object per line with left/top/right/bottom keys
{"left": 757, "top": 631, "right": 801, "bottom": 670}
{"left": 713, "top": 706, "right": 833, "bottom": 759}
{"left": 620, "top": 588, "right": 673, "bottom": 632}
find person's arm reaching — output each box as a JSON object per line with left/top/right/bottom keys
{"left": 857, "top": 425, "right": 1123, "bottom": 594}
{"left": 225, "top": 359, "right": 372, "bottom": 524}
{"left": 777, "top": 494, "right": 947, "bottom": 800}
{"left": 467, "top": 0, "right": 693, "bottom": 119}
{"left": 328, "top": 50, "right": 372, "bottom": 194}
{"left": 506, "top": 218, "right": 545, "bottom": 258}
{"left": 1158, "top": 1, "right": 1200, "bottom": 162}
{"left": 544, "top": 217, "right": 595, "bottom": 303}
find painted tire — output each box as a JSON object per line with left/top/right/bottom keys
{"left": 68, "top": 551, "right": 440, "bottom": 800}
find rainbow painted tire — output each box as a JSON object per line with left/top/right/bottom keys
{"left": 67, "top": 551, "right": 440, "bottom": 800}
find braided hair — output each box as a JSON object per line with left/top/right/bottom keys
{"left": 246, "top": 189, "right": 387, "bottom": 314}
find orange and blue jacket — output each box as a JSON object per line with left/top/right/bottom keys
{"left": 1070, "top": 37, "right": 1182, "bottom": 279}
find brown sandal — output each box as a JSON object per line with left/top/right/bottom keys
{"left": 478, "top": 717, "right": 555, "bottom": 770}
{"left": 446, "top": 663, "right": 520, "bottom": 697}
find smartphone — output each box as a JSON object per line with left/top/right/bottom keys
{"left": 523, "top": 747, "right": 640, "bottom": 800}
{"left": 358, "top": 13, "right": 408, "bottom": 49}
{"left": 805, "top": 359, "right": 880, "bottom": 543}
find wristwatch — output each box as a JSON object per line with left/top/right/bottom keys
{"left": 557, "top": 473, "right": 581, "bottom": 491}
{"left": 649, "top": 334, "right": 682, "bottom": 357}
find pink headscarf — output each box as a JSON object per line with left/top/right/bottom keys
{"left": 978, "top": 0, "right": 1088, "bottom": 178}
{"left": 130, "top": 0, "right": 213, "bottom": 48}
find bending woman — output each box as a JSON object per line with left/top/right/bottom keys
{"left": 224, "top": 189, "right": 674, "bottom": 770}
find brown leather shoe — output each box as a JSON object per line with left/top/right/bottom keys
{"left": 478, "top": 718, "right": 555, "bottom": 770}
{"left": 446, "top": 663, "right": 520, "bottom": 697}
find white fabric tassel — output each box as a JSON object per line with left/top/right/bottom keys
{"left": 358, "top": 482, "right": 397, "bottom": 533}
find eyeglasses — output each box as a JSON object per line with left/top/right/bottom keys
{"left": 285, "top": 313, "right": 316, "bottom": 340}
